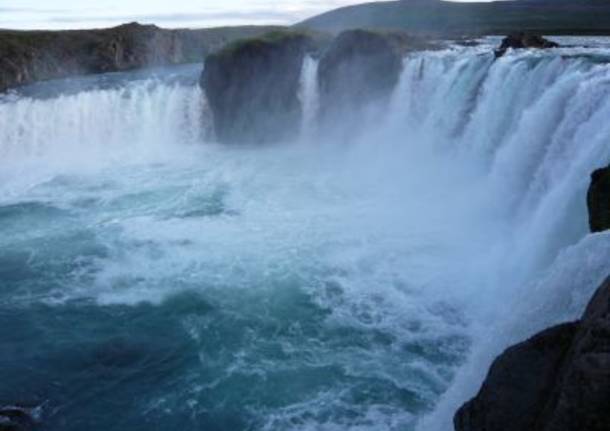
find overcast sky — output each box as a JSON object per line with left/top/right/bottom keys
{"left": 0, "top": 0, "right": 493, "bottom": 30}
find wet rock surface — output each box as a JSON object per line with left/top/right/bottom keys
{"left": 202, "top": 31, "right": 323, "bottom": 144}
{"left": 455, "top": 277, "right": 610, "bottom": 431}
{"left": 317, "top": 30, "right": 434, "bottom": 126}
{"left": 0, "top": 405, "right": 39, "bottom": 431}
{"left": 495, "top": 33, "right": 560, "bottom": 57}
{"left": 588, "top": 166, "right": 610, "bottom": 233}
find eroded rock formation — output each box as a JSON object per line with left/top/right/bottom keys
{"left": 0, "top": 23, "right": 278, "bottom": 93}
{"left": 454, "top": 277, "right": 610, "bottom": 431}
{"left": 495, "top": 33, "right": 560, "bottom": 58}
{"left": 317, "top": 30, "right": 433, "bottom": 127}
{"left": 318, "top": 30, "right": 406, "bottom": 112}
{"left": 0, "top": 405, "right": 38, "bottom": 431}
{"left": 202, "top": 31, "right": 323, "bottom": 144}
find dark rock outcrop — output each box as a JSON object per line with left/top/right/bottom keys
{"left": 588, "top": 166, "right": 610, "bottom": 233}
{"left": 495, "top": 33, "right": 560, "bottom": 57}
{"left": 317, "top": 30, "right": 432, "bottom": 122}
{"left": 455, "top": 277, "right": 610, "bottom": 431}
{"left": 0, "top": 405, "right": 37, "bottom": 431}
{"left": 0, "top": 23, "right": 279, "bottom": 93}
{"left": 202, "top": 31, "right": 323, "bottom": 145}
{"left": 200, "top": 29, "right": 437, "bottom": 144}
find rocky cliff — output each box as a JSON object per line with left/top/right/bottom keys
{"left": 201, "top": 29, "right": 436, "bottom": 145}
{"left": 317, "top": 30, "right": 434, "bottom": 134}
{"left": 454, "top": 167, "right": 610, "bottom": 431}
{"left": 454, "top": 277, "right": 610, "bottom": 431}
{"left": 0, "top": 23, "right": 279, "bottom": 93}
{"left": 202, "top": 31, "right": 324, "bottom": 145}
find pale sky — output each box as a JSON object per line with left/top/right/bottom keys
{"left": 0, "top": 0, "right": 493, "bottom": 30}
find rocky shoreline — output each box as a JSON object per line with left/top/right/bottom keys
{"left": 0, "top": 23, "right": 279, "bottom": 93}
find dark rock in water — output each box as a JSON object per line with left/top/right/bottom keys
{"left": 202, "top": 31, "right": 323, "bottom": 145}
{"left": 588, "top": 166, "right": 610, "bottom": 233}
{"left": 0, "top": 405, "right": 39, "bottom": 431}
{"left": 495, "top": 33, "right": 560, "bottom": 58}
{"left": 454, "top": 277, "right": 610, "bottom": 431}
{"left": 317, "top": 30, "right": 432, "bottom": 126}
{"left": 0, "top": 23, "right": 280, "bottom": 93}
{"left": 454, "top": 323, "right": 579, "bottom": 431}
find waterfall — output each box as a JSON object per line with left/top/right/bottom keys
{"left": 382, "top": 48, "right": 610, "bottom": 430}
{"left": 298, "top": 55, "right": 320, "bottom": 142}
{"left": 0, "top": 66, "right": 210, "bottom": 167}
{"left": 1, "top": 43, "right": 610, "bottom": 431}
{"left": 389, "top": 49, "right": 610, "bottom": 264}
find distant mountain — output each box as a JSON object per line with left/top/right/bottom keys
{"left": 298, "top": 0, "right": 610, "bottom": 36}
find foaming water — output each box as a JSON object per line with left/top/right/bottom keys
{"left": 0, "top": 42, "right": 609, "bottom": 431}
{"left": 0, "top": 65, "right": 210, "bottom": 175}
{"left": 298, "top": 55, "right": 320, "bottom": 142}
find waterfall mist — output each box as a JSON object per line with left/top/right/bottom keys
{"left": 1, "top": 39, "right": 609, "bottom": 431}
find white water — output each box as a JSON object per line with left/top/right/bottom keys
{"left": 0, "top": 43, "right": 609, "bottom": 431}
{"left": 0, "top": 66, "right": 210, "bottom": 177}
{"left": 390, "top": 47, "right": 610, "bottom": 430}
{"left": 298, "top": 55, "right": 320, "bottom": 142}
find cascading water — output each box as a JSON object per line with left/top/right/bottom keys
{"left": 298, "top": 55, "right": 320, "bottom": 142}
{"left": 0, "top": 64, "right": 209, "bottom": 167}
{"left": 0, "top": 39, "right": 609, "bottom": 431}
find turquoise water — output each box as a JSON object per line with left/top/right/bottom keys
{"left": 2, "top": 43, "right": 610, "bottom": 430}
{"left": 0, "top": 153, "right": 469, "bottom": 430}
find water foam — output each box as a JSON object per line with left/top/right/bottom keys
{"left": 1, "top": 42, "right": 609, "bottom": 431}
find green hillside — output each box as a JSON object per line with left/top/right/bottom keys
{"left": 298, "top": 0, "right": 610, "bottom": 36}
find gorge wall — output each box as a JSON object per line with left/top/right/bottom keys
{"left": 0, "top": 23, "right": 279, "bottom": 93}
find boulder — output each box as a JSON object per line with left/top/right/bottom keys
{"left": 495, "top": 33, "right": 560, "bottom": 58}
{"left": 202, "top": 31, "right": 322, "bottom": 144}
{"left": 317, "top": 30, "right": 429, "bottom": 122}
{"left": 454, "top": 277, "right": 610, "bottom": 431}
{"left": 588, "top": 166, "right": 610, "bottom": 233}
{"left": 0, "top": 406, "right": 37, "bottom": 431}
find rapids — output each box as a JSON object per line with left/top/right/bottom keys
{"left": 0, "top": 38, "right": 609, "bottom": 431}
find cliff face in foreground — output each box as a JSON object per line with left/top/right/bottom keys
{"left": 455, "top": 169, "right": 610, "bottom": 431}
{"left": 0, "top": 23, "right": 279, "bottom": 93}
{"left": 455, "top": 277, "right": 610, "bottom": 431}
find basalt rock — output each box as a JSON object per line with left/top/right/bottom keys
{"left": 495, "top": 33, "right": 560, "bottom": 58}
{"left": 454, "top": 277, "right": 610, "bottom": 431}
{"left": 202, "top": 31, "right": 323, "bottom": 145}
{"left": 588, "top": 166, "right": 610, "bottom": 233}
{"left": 0, "top": 23, "right": 279, "bottom": 93}
{"left": 317, "top": 30, "right": 431, "bottom": 124}
{"left": 0, "top": 405, "right": 38, "bottom": 431}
